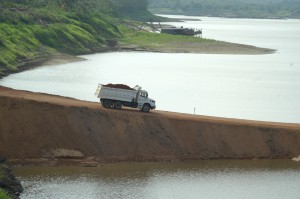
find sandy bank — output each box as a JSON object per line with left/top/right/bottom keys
{"left": 0, "top": 39, "right": 274, "bottom": 80}
{"left": 0, "top": 86, "right": 299, "bottom": 166}
{"left": 119, "top": 41, "right": 275, "bottom": 55}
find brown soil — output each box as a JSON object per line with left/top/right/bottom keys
{"left": 0, "top": 86, "right": 299, "bottom": 166}
{"left": 103, "top": 84, "right": 133, "bottom": 90}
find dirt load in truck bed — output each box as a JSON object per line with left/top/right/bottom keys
{"left": 0, "top": 86, "right": 300, "bottom": 165}
{"left": 103, "top": 84, "right": 133, "bottom": 90}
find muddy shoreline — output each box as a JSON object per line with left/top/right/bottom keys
{"left": 7, "top": 156, "right": 298, "bottom": 168}
{"left": 119, "top": 41, "right": 275, "bottom": 55}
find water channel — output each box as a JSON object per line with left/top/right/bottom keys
{"left": 2, "top": 16, "right": 300, "bottom": 198}
{"left": 15, "top": 160, "right": 300, "bottom": 199}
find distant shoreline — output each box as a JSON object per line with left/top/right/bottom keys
{"left": 0, "top": 40, "right": 275, "bottom": 79}
{"left": 43, "top": 41, "right": 275, "bottom": 67}
{"left": 156, "top": 14, "right": 291, "bottom": 20}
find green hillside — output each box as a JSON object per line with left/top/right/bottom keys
{"left": 0, "top": 0, "right": 152, "bottom": 78}
{"left": 149, "top": 0, "right": 300, "bottom": 19}
{"left": 0, "top": 0, "right": 279, "bottom": 78}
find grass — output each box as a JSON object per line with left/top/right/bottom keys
{"left": 118, "top": 27, "right": 270, "bottom": 55}
{"left": 0, "top": 23, "right": 41, "bottom": 71}
{"left": 0, "top": 188, "right": 11, "bottom": 199}
{"left": 0, "top": 164, "right": 12, "bottom": 199}
{"left": 0, "top": 3, "right": 121, "bottom": 77}
{"left": 120, "top": 28, "right": 216, "bottom": 50}
{"left": 1, "top": 0, "right": 190, "bottom": 78}
{"left": 0, "top": 0, "right": 224, "bottom": 77}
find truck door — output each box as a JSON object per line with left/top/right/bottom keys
{"left": 138, "top": 92, "right": 147, "bottom": 105}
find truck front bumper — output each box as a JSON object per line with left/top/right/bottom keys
{"left": 151, "top": 105, "right": 156, "bottom": 110}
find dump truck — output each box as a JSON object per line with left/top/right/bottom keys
{"left": 95, "top": 84, "right": 156, "bottom": 112}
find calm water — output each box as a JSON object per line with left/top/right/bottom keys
{"left": 0, "top": 16, "right": 300, "bottom": 123}
{"left": 14, "top": 160, "right": 300, "bottom": 199}
{"left": 2, "top": 16, "right": 300, "bottom": 198}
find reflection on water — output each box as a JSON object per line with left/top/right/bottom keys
{"left": 15, "top": 160, "right": 300, "bottom": 199}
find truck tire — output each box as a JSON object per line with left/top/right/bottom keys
{"left": 114, "top": 101, "right": 122, "bottom": 109}
{"left": 141, "top": 104, "right": 151, "bottom": 113}
{"left": 103, "top": 99, "right": 112, "bottom": 108}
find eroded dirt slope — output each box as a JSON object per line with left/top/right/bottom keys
{"left": 0, "top": 86, "right": 299, "bottom": 164}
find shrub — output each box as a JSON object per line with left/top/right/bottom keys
{"left": 0, "top": 188, "right": 11, "bottom": 199}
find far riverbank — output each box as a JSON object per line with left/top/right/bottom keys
{"left": 0, "top": 38, "right": 275, "bottom": 79}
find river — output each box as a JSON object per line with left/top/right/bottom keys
{"left": 2, "top": 15, "right": 300, "bottom": 198}
{"left": 1, "top": 16, "right": 300, "bottom": 123}
{"left": 15, "top": 160, "right": 300, "bottom": 199}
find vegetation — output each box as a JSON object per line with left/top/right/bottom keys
{"left": 0, "top": 0, "right": 158, "bottom": 77}
{"left": 121, "top": 27, "right": 214, "bottom": 50}
{"left": 0, "top": 188, "right": 11, "bottom": 199}
{"left": 148, "top": 0, "right": 300, "bottom": 19}
{"left": 0, "top": 0, "right": 126, "bottom": 77}
{"left": 0, "top": 164, "right": 11, "bottom": 199}
{"left": 0, "top": 162, "right": 23, "bottom": 199}
{"left": 110, "top": 0, "right": 155, "bottom": 21}
{"left": 1, "top": 0, "right": 271, "bottom": 78}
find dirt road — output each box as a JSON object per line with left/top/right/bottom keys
{"left": 0, "top": 86, "right": 299, "bottom": 165}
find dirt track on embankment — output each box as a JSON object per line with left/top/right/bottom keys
{"left": 0, "top": 86, "right": 300, "bottom": 165}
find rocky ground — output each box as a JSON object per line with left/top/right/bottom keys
{"left": 0, "top": 158, "right": 23, "bottom": 199}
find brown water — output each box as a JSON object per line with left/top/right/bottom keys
{"left": 14, "top": 160, "right": 300, "bottom": 199}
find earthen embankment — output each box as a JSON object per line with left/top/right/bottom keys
{"left": 0, "top": 86, "right": 299, "bottom": 165}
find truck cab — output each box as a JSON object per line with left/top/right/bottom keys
{"left": 137, "top": 90, "right": 156, "bottom": 112}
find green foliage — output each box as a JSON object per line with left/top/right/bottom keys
{"left": 110, "top": 0, "right": 155, "bottom": 21}
{"left": 1, "top": 0, "right": 114, "bottom": 14}
{"left": 0, "top": 164, "right": 11, "bottom": 199}
{"left": 0, "top": 0, "right": 126, "bottom": 76}
{"left": 120, "top": 28, "right": 215, "bottom": 50}
{"left": 110, "top": 0, "right": 148, "bottom": 14}
{"left": 149, "top": 0, "right": 300, "bottom": 19}
{"left": 0, "top": 23, "right": 41, "bottom": 70}
{"left": 0, "top": 0, "right": 158, "bottom": 77}
{"left": 0, "top": 188, "right": 11, "bottom": 199}
{"left": 33, "top": 24, "right": 101, "bottom": 54}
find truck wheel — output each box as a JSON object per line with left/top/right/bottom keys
{"left": 141, "top": 104, "right": 150, "bottom": 113}
{"left": 103, "top": 99, "right": 112, "bottom": 108}
{"left": 114, "top": 101, "right": 122, "bottom": 109}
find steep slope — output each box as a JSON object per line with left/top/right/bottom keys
{"left": 0, "top": 0, "right": 154, "bottom": 78}
{"left": 1, "top": 86, "right": 299, "bottom": 165}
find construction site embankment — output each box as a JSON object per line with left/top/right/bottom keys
{"left": 0, "top": 86, "right": 299, "bottom": 165}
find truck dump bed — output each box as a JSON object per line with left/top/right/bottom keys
{"left": 95, "top": 84, "right": 137, "bottom": 103}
